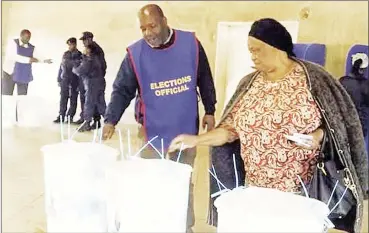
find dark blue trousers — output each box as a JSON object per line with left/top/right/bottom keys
{"left": 82, "top": 78, "right": 106, "bottom": 121}
{"left": 59, "top": 77, "right": 79, "bottom": 118}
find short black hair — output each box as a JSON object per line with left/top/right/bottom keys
{"left": 20, "top": 29, "right": 31, "bottom": 36}
{"left": 66, "top": 37, "right": 77, "bottom": 44}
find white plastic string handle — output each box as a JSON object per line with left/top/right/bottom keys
{"left": 99, "top": 127, "right": 103, "bottom": 144}
{"left": 148, "top": 141, "right": 164, "bottom": 158}
{"left": 208, "top": 169, "right": 228, "bottom": 190}
{"left": 92, "top": 123, "right": 98, "bottom": 143}
{"left": 297, "top": 175, "right": 309, "bottom": 198}
{"left": 127, "top": 129, "right": 131, "bottom": 157}
{"left": 99, "top": 117, "right": 104, "bottom": 144}
{"left": 116, "top": 129, "right": 125, "bottom": 160}
{"left": 133, "top": 136, "right": 159, "bottom": 157}
{"left": 60, "top": 115, "right": 64, "bottom": 142}
{"left": 328, "top": 186, "right": 349, "bottom": 216}
{"left": 327, "top": 180, "right": 339, "bottom": 206}
{"left": 212, "top": 164, "right": 222, "bottom": 191}
{"left": 70, "top": 121, "right": 87, "bottom": 140}
{"left": 176, "top": 143, "right": 184, "bottom": 163}
{"left": 161, "top": 138, "right": 164, "bottom": 160}
{"left": 209, "top": 168, "right": 230, "bottom": 198}
{"left": 211, "top": 188, "right": 231, "bottom": 198}
{"left": 232, "top": 153, "right": 239, "bottom": 188}
{"left": 67, "top": 116, "right": 71, "bottom": 140}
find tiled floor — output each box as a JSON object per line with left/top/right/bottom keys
{"left": 1, "top": 123, "right": 368, "bottom": 232}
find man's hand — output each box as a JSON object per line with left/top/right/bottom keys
{"left": 295, "top": 128, "right": 324, "bottom": 150}
{"left": 202, "top": 114, "right": 215, "bottom": 132}
{"left": 30, "top": 57, "right": 39, "bottom": 63}
{"left": 102, "top": 123, "right": 115, "bottom": 140}
{"left": 43, "top": 59, "right": 53, "bottom": 64}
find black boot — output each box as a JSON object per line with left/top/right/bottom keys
{"left": 53, "top": 116, "right": 65, "bottom": 124}
{"left": 73, "top": 118, "right": 84, "bottom": 125}
{"left": 78, "top": 121, "right": 92, "bottom": 132}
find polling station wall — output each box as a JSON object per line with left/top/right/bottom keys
{"left": 2, "top": 1, "right": 368, "bottom": 121}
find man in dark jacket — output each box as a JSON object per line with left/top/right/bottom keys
{"left": 73, "top": 31, "right": 107, "bottom": 128}
{"left": 339, "top": 56, "right": 369, "bottom": 137}
{"left": 53, "top": 37, "right": 82, "bottom": 123}
{"left": 72, "top": 44, "right": 106, "bottom": 132}
{"left": 101, "top": 5, "right": 217, "bottom": 233}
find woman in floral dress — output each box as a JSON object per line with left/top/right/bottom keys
{"left": 168, "top": 18, "right": 368, "bottom": 233}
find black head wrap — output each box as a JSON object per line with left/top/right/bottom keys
{"left": 249, "top": 18, "right": 296, "bottom": 57}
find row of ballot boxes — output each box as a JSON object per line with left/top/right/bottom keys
{"left": 42, "top": 140, "right": 335, "bottom": 233}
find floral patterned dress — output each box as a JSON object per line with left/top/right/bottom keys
{"left": 220, "top": 64, "right": 322, "bottom": 192}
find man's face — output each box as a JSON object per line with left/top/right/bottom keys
{"left": 67, "top": 42, "right": 76, "bottom": 51}
{"left": 139, "top": 12, "right": 168, "bottom": 47}
{"left": 83, "top": 38, "right": 92, "bottom": 47}
{"left": 21, "top": 33, "right": 31, "bottom": 44}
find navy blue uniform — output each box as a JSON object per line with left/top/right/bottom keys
{"left": 57, "top": 50, "right": 82, "bottom": 120}
{"left": 77, "top": 41, "right": 106, "bottom": 121}
{"left": 72, "top": 54, "right": 106, "bottom": 122}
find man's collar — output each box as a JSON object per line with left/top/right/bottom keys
{"left": 163, "top": 28, "right": 173, "bottom": 45}
{"left": 18, "top": 38, "right": 29, "bottom": 48}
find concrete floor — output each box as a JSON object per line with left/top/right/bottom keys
{"left": 1, "top": 123, "right": 368, "bottom": 232}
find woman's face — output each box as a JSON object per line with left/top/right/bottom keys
{"left": 248, "top": 36, "right": 279, "bottom": 72}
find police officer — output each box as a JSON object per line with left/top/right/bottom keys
{"left": 72, "top": 44, "right": 106, "bottom": 132}
{"left": 73, "top": 31, "right": 107, "bottom": 128}
{"left": 53, "top": 37, "right": 82, "bottom": 123}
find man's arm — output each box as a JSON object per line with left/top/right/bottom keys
{"left": 99, "top": 48, "right": 107, "bottom": 73}
{"left": 196, "top": 40, "right": 217, "bottom": 115}
{"left": 72, "top": 58, "right": 91, "bottom": 77}
{"left": 57, "top": 65, "right": 62, "bottom": 83}
{"left": 32, "top": 47, "right": 52, "bottom": 63}
{"left": 6, "top": 39, "right": 31, "bottom": 63}
{"left": 94, "top": 43, "right": 107, "bottom": 74}
{"left": 58, "top": 53, "right": 69, "bottom": 82}
{"left": 104, "top": 54, "right": 139, "bottom": 125}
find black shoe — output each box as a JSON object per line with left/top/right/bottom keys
{"left": 78, "top": 122, "right": 92, "bottom": 132}
{"left": 53, "top": 116, "right": 64, "bottom": 124}
{"left": 73, "top": 118, "right": 84, "bottom": 125}
{"left": 91, "top": 120, "right": 101, "bottom": 129}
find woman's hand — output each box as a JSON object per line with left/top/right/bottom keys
{"left": 296, "top": 128, "right": 324, "bottom": 150}
{"left": 168, "top": 134, "right": 198, "bottom": 153}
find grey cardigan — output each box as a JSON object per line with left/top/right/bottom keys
{"left": 207, "top": 59, "right": 368, "bottom": 233}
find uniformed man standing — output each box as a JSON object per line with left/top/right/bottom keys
{"left": 72, "top": 44, "right": 106, "bottom": 132}
{"left": 73, "top": 31, "right": 107, "bottom": 129}
{"left": 53, "top": 37, "right": 82, "bottom": 123}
